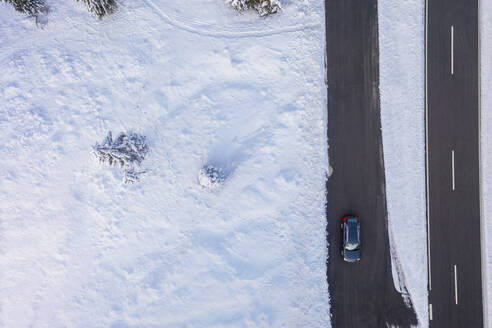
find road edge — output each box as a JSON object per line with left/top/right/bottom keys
{"left": 424, "top": 0, "right": 432, "bottom": 325}
{"left": 478, "top": 0, "right": 488, "bottom": 326}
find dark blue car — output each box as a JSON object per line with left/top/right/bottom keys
{"left": 341, "top": 216, "right": 361, "bottom": 262}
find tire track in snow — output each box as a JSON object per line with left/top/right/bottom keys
{"left": 141, "top": 0, "right": 320, "bottom": 39}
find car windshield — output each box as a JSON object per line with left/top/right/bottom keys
{"left": 345, "top": 220, "right": 360, "bottom": 251}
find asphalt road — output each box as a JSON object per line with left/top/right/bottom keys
{"left": 325, "top": 1, "right": 417, "bottom": 327}
{"left": 426, "top": 0, "right": 484, "bottom": 327}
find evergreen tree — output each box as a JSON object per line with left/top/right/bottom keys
{"left": 199, "top": 164, "right": 226, "bottom": 189}
{"left": 2, "top": 0, "right": 47, "bottom": 15}
{"left": 77, "top": 0, "right": 117, "bottom": 17}
{"left": 226, "top": 0, "right": 281, "bottom": 16}
{"left": 93, "top": 131, "right": 149, "bottom": 183}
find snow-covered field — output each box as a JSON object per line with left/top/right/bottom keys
{"left": 378, "top": 0, "right": 427, "bottom": 326}
{"left": 482, "top": 0, "right": 492, "bottom": 326}
{"left": 0, "top": 1, "right": 330, "bottom": 327}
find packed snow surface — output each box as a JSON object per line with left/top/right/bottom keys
{"left": 0, "top": 1, "right": 329, "bottom": 327}
{"left": 378, "top": 0, "right": 428, "bottom": 326}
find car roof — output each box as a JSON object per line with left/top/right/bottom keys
{"left": 344, "top": 218, "right": 360, "bottom": 250}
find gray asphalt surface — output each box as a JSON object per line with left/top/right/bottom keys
{"left": 325, "top": 1, "right": 418, "bottom": 327}
{"left": 426, "top": 0, "right": 484, "bottom": 327}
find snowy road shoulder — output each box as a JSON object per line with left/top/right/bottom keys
{"left": 378, "top": 0, "right": 428, "bottom": 326}
{"left": 481, "top": 0, "right": 492, "bottom": 326}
